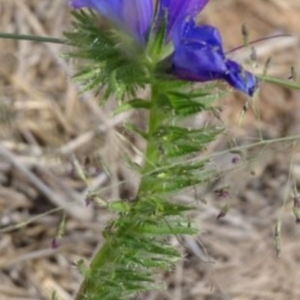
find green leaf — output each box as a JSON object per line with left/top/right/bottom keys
{"left": 114, "top": 99, "right": 151, "bottom": 115}
{"left": 135, "top": 221, "right": 197, "bottom": 235}
{"left": 65, "top": 10, "right": 148, "bottom": 101}
{"left": 150, "top": 126, "right": 221, "bottom": 158}
{"left": 109, "top": 201, "right": 131, "bottom": 213}
{"left": 124, "top": 122, "right": 148, "bottom": 139}
{"left": 166, "top": 86, "right": 227, "bottom": 117}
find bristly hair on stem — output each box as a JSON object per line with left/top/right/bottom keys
{"left": 64, "top": 10, "right": 151, "bottom": 103}
{"left": 63, "top": 5, "right": 300, "bottom": 300}
{"left": 65, "top": 10, "right": 224, "bottom": 300}
{"left": 73, "top": 78, "right": 223, "bottom": 299}
{"left": 0, "top": 3, "right": 300, "bottom": 300}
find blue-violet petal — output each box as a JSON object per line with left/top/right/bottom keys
{"left": 159, "top": 0, "right": 210, "bottom": 39}
{"left": 69, "top": 0, "right": 153, "bottom": 43}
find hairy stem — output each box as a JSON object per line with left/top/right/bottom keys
{"left": 75, "top": 82, "right": 165, "bottom": 300}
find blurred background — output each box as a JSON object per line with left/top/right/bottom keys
{"left": 1, "top": 0, "right": 300, "bottom": 299}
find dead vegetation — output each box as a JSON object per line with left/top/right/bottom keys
{"left": 0, "top": 0, "right": 300, "bottom": 299}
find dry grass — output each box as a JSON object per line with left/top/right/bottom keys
{"left": 1, "top": 0, "right": 300, "bottom": 299}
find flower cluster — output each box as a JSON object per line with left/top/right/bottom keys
{"left": 69, "top": 0, "right": 257, "bottom": 96}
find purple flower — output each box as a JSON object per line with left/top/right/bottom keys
{"left": 158, "top": 0, "right": 209, "bottom": 40}
{"left": 69, "top": 0, "right": 153, "bottom": 44}
{"left": 69, "top": 0, "right": 258, "bottom": 96}
{"left": 170, "top": 19, "right": 257, "bottom": 95}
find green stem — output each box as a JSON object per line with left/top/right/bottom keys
{"left": 0, "top": 32, "right": 66, "bottom": 44}
{"left": 138, "top": 82, "right": 167, "bottom": 196}
{"left": 74, "top": 81, "right": 165, "bottom": 300}
{"left": 141, "top": 83, "right": 162, "bottom": 170}
{"left": 74, "top": 241, "right": 113, "bottom": 300}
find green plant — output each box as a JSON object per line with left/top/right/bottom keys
{"left": 65, "top": 10, "right": 224, "bottom": 300}
{"left": 1, "top": 2, "right": 300, "bottom": 300}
